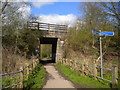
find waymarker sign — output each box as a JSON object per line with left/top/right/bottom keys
{"left": 92, "top": 30, "right": 114, "bottom": 36}
{"left": 92, "top": 30, "right": 114, "bottom": 78}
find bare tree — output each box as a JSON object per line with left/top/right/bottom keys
{"left": 1, "top": 0, "right": 8, "bottom": 13}
{"left": 99, "top": 2, "right": 120, "bottom": 32}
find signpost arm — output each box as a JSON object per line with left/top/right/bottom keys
{"left": 99, "top": 30, "right": 103, "bottom": 78}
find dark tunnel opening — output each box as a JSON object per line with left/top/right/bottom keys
{"left": 40, "top": 37, "right": 58, "bottom": 64}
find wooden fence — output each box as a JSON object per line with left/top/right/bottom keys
{"left": 1, "top": 59, "right": 39, "bottom": 89}
{"left": 59, "top": 58, "right": 118, "bottom": 88}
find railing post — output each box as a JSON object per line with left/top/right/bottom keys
{"left": 38, "top": 22, "right": 39, "bottom": 30}
{"left": 93, "top": 63, "right": 97, "bottom": 80}
{"left": 20, "top": 67, "right": 23, "bottom": 88}
{"left": 112, "top": 65, "right": 118, "bottom": 88}
{"left": 48, "top": 24, "right": 50, "bottom": 34}
{"left": 58, "top": 25, "right": 60, "bottom": 35}
{"left": 65, "top": 25, "right": 67, "bottom": 33}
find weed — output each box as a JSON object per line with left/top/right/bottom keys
{"left": 56, "top": 62, "right": 111, "bottom": 88}
{"left": 24, "top": 64, "right": 46, "bottom": 89}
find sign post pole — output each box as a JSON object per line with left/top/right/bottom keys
{"left": 92, "top": 30, "right": 114, "bottom": 78}
{"left": 99, "top": 30, "right": 103, "bottom": 78}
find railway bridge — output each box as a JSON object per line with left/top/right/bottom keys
{"left": 27, "top": 22, "right": 68, "bottom": 63}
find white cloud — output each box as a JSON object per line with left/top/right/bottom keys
{"left": 32, "top": 0, "right": 59, "bottom": 8}
{"left": 38, "top": 14, "right": 77, "bottom": 27}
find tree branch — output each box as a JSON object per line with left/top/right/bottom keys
{"left": 2, "top": 0, "right": 8, "bottom": 13}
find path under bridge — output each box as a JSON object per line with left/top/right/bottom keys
{"left": 27, "top": 21, "right": 68, "bottom": 63}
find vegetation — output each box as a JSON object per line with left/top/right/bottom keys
{"left": 2, "top": 76, "right": 19, "bottom": 88}
{"left": 56, "top": 62, "right": 111, "bottom": 88}
{"left": 62, "top": 3, "right": 119, "bottom": 88}
{"left": 1, "top": 1, "right": 119, "bottom": 89}
{"left": 2, "top": 64, "right": 46, "bottom": 89}
{"left": 63, "top": 2, "right": 119, "bottom": 70}
{"left": 1, "top": 2, "right": 43, "bottom": 73}
{"left": 41, "top": 44, "right": 52, "bottom": 59}
{"left": 24, "top": 64, "right": 46, "bottom": 89}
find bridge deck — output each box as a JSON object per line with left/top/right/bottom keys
{"left": 27, "top": 22, "right": 68, "bottom": 33}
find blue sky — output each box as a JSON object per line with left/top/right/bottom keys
{"left": 28, "top": 2, "right": 83, "bottom": 27}
{"left": 24, "top": 1, "right": 119, "bottom": 27}
{"left": 31, "top": 2, "right": 81, "bottom": 17}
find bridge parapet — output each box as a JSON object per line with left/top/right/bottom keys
{"left": 27, "top": 22, "right": 68, "bottom": 37}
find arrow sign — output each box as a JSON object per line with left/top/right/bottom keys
{"left": 101, "top": 31, "right": 114, "bottom": 36}
{"left": 92, "top": 30, "right": 114, "bottom": 36}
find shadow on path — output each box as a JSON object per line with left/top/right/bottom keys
{"left": 40, "top": 59, "right": 55, "bottom": 65}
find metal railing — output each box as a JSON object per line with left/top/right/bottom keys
{"left": 1, "top": 59, "right": 39, "bottom": 89}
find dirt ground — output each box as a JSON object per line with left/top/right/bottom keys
{"left": 43, "top": 64, "right": 77, "bottom": 89}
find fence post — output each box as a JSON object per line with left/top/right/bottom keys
{"left": 63, "top": 59, "right": 64, "bottom": 64}
{"left": 71, "top": 60, "right": 73, "bottom": 70}
{"left": 26, "top": 63, "right": 29, "bottom": 78}
{"left": 63, "top": 58, "right": 65, "bottom": 64}
{"left": 112, "top": 65, "right": 118, "bottom": 88}
{"left": 20, "top": 67, "right": 23, "bottom": 88}
{"left": 35, "top": 59, "right": 38, "bottom": 65}
{"left": 33, "top": 59, "right": 35, "bottom": 69}
{"left": 74, "top": 60, "right": 75, "bottom": 70}
{"left": 81, "top": 63, "right": 84, "bottom": 76}
{"left": 65, "top": 59, "right": 67, "bottom": 65}
{"left": 70, "top": 60, "right": 73, "bottom": 69}
{"left": 61, "top": 59, "right": 63, "bottom": 64}
{"left": 93, "top": 63, "right": 97, "bottom": 80}
{"left": 34, "top": 59, "right": 36, "bottom": 67}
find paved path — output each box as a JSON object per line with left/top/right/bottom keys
{"left": 43, "top": 64, "right": 76, "bottom": 88}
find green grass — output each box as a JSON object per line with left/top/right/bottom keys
{"left": 56, "top": 62, "right": 111, "bottom": 88}
{"left": 24, "top": 64, "right": 46, "bottom": 89}
{"left": 2, "top": 76, "right": 19, "bottom": 88}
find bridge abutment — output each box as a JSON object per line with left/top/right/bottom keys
{"left": 56, "top": 38, "right": 64, "bottom": 62}
{"left": 39, "top": 37, "right": 64, "bottom": 63}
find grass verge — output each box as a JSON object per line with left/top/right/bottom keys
{"left": 56, "top": 62, "right": 111, "bottom": 88}
{"left": 24, "top": 64, "right": 46, "bottom": 89}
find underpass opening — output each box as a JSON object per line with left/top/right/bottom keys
{"left": 40, "top": 37, "right": 58, "bottom": 64}
{"left": 41, "top": 44, "right": 52, "bottom": 62}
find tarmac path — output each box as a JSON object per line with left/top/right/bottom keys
{"left": 43, "top": 64, "right": 76, "bottom": 89}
